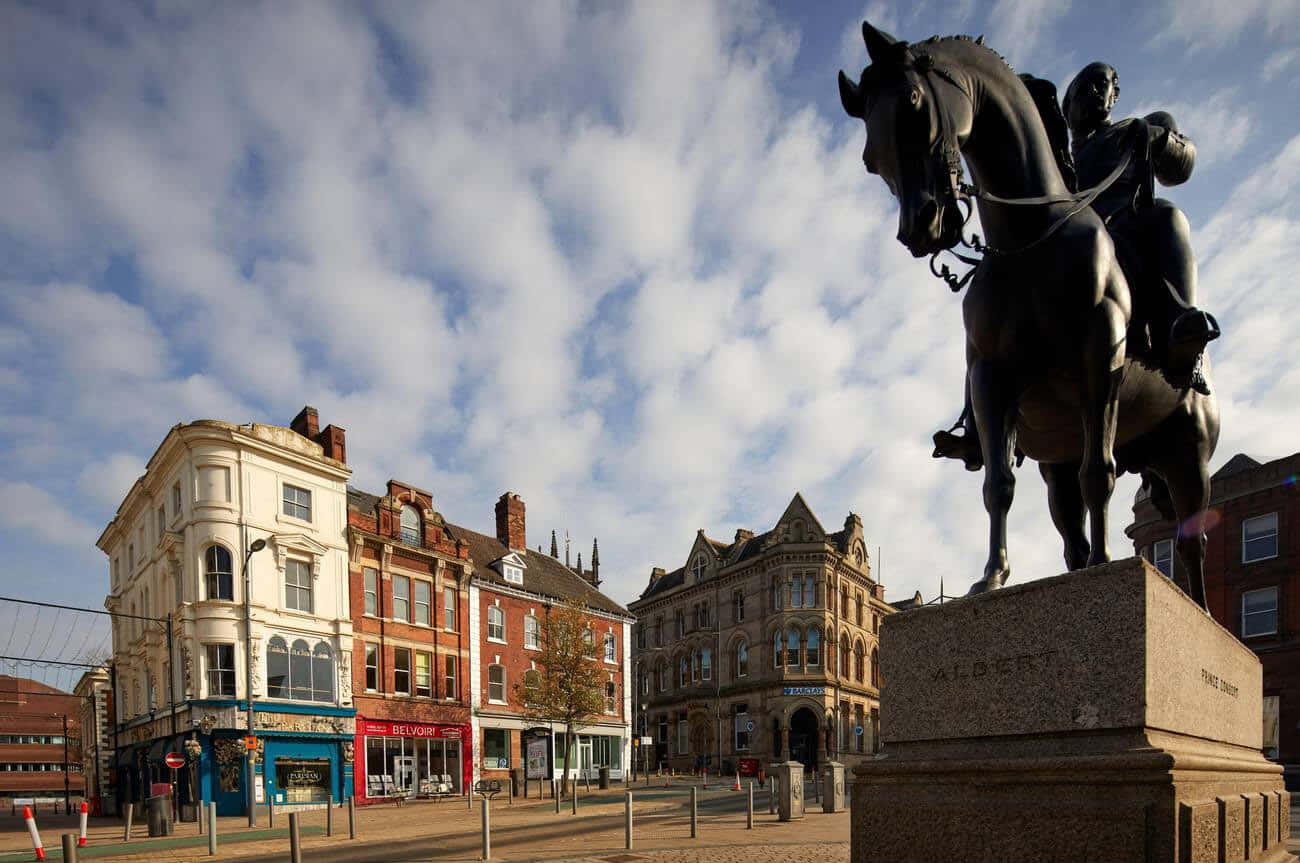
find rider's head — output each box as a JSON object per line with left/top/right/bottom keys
{"left": 1063, "top": 62, "right": 1119, "bottom": 137}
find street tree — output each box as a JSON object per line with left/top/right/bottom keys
{"left": 515, "top": 599, "right": 606, "bottom": 796}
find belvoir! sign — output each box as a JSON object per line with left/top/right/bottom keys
{"left": 360, "top": 720, "right": 463, "bottom": 739}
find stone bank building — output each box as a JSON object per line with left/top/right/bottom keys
{"left": 628, "top": 494, "right": 891, "bottom": 776}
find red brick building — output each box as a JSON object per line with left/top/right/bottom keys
{"left": 1127, "top": 451, "right": 1300, "bottom": 789}
{"left": 0, "top": 676, "right": 85, "bottom": 811}
{"left": 461, "top": 494, "right": 633, "bottom": 788}
{"left": 346, "top": 481, "right": 474, "bottom": 801}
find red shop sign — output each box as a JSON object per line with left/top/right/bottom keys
{"left": 361, "top": 720, "right": 464, "bottom": 739}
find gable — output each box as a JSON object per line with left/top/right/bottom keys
{"left": 774, "top": 492, "right": 827, "bottom": 543}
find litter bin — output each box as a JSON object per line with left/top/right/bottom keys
{"left": 598, "top": 766, "right": 610, "bottom": 789}
{"left": 146, "top": 794, "right": 173, "bottom": 837}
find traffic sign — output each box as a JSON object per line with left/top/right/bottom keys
{"left": 745, "top": 720, "right": 755, "bottom": 733}
{"left": 244, "top": 736, "right": 259, "bottom": 751}
{"left": 854, "top": 725, "right": 864, "bottom": 736}
{"left": 164, "top": 752, "right": 185, "bottom": 769}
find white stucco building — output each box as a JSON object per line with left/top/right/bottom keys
{"left": 98, "top": 407, "right": 356, "bottom": 815}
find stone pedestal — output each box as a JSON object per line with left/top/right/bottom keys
{"left": 851, "top": 557, "right": 1294, "bottom": 863}
{"left": 822, "top": 762, "right": 846, "bottom": 813}
{"left": 770, "top": 761, "right": 804, "bottom": 821}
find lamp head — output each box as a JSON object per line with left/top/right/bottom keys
{"left": 249, "top": 539, "right": 267, "bottom": 553}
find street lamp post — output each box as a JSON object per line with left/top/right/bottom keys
{"left": 242, "top": 538, "right": 268, "bottom": 827}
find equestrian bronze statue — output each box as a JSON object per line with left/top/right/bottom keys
{"left": 839, "top": 23, "right": 1219, "bottom": 608}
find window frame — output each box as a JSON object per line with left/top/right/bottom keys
{"left": 487, "top": 605, "right": 506, "bottom": 643}
{"left": 281, "top": 483, "right": 313, "bottom": 522}
{"left": 604, "top": 632, "right": 617, "bottom": 664}
{"left": 524, "top": 615, "right": 540, "bottom": 650}
{"left": 413, "top": 580, "right": 432, "bottom": 626}
{"left": 364, "top": 643, "right": 378, "bottom": 692}
{"left": 399, "top": 504, "right": 421, "bottom": 546}
{"left": 204, "top": 545, "right": 235, "bottom": 602}
{"left": 1241, "top": 587, "right": 1279, "bottom": 638}
{"left": 363, "top": 567, "right": 379, "bottom": 617}
{"left": 1242, "top": 513, "right": 1279, "bottom": 564}
{"left": 1152, "top": 538, "right": 1173, "bottom": 578}
{"left": 443, "top": 586, "right": 457, "bottom": 631}
{"left": 393, "top": 648, "right": 411, "bottom": 695}
{"left": 735, "top": 640, "right": 748, "bottom": 678}
{"left": 443, "top": 654, "right": 457, "bottom": 700}
{"left": 502, "top": 564, "right": 523, "bottom": 585}
{"left": 392, "top": 574, "right": 410, "bottom": 622}
{"left": 733, "top": 588, "right": 744, "bottom": 623}
{"left": 487, "top": 664, "right": 507, "bottom": 704}
{"left": 171, "top": 482, "right": 182, "bottom": 519}
{"left": 415, "top": 650, "right": 432, "bottom": 697}
{"left": 205, "top": 643, "right": 236, "bottom": 698}
{"left": 284, "top": 558, "right": 314, "bottom": 614}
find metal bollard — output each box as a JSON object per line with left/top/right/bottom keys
{"left": 769, "top": 776, "right": 777, "bottom": 815}
{"left": 207, "top": 802, "right": 217, "bottom": 856}
{"left": 288, "top": 812, "right": 302, "bottom": 863}
{"left": 571, "top": 777, "right": 577, "bottom": 815}
{"left": 508, "top": 780, "right": 513, "bottom": 807}
{"left": 198, "top": 798, "right": 204, "bottom": 834}
{"left": 122, "top": 802, "right": 133, "bottom": 842}
{"left": 63, "top": 832, "right": 79, "bottom": 863}
{"left": 747, "top": 782, "right": 754, "bottom": 829}
{"left": 347, "top": 796, "right": 356, "bottom": 840}
{"left": 326, "top": 797, "right": 334, "bottom": 836}
{"left": 468, "top": 783, "right": 473, "bottom": 812}
{"left": 480, "top": 797, "right": 491, "bottom": 861}
{"left": 267, "top": 798, "right": 274, "bottom": 828}
{"left": 625, "top": 791, "right": 633, "bottom": 850}
{"left": 690, "top": 786, "right": 698, "bottom": 838}
{"left": 553, "top": 780, "right": 560, "bottom": 814}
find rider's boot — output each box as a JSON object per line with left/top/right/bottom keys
{"left": 1165, "top": 309, "right": 1219, "bottom": 395}
{"left": 932, "top": 415, "right": 983, "bottom": 472}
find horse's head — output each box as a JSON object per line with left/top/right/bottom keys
{"left": 839, "top": 22, "right": 973, "bottom": 258}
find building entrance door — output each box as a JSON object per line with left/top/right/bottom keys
{"left": 788, "top": 707, "right": 819, "bottom": 773}
{"left": 578, "top": 739, "right": 593, "bottom": 780}
{"left": 393, "top": 756, "right": 416, "bottom": 793}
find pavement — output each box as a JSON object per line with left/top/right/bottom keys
{"left": 0, "top": 780, "right": 1295, "bottom": 863}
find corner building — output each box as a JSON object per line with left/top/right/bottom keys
{"left": 1127, "top": 451, "right": 1300, "bottom": 789}
{"left": 345, "top": 481, "right": 473, "bottom": 802}
{"left": 628, "top": 494, "right": 891, "bottom": 776}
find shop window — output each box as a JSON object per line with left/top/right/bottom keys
{"left": 444, "top": 655, "right": 458, "bottom": 700}
{"left": 483, "top": 729, "right": 510, "bottom": 769}
{"left": 415, "top": 651, "right": 432, "bottom": 697}
{"left": 488, "top": 665, "right": 506, "bottom": 703}
{"left": 275, "top": 758, "right": 330, "bottom": 803}
{"left": 394, "top": 648, "right": 411, "bottom": 695}
{"left": 205, "top": 546, "right": 234, "bottom": 601}
{"left": 414, "top": 580, "right": 431, "bottom": 626}
{"left": 312, "top": 642, "right": 335, "bottom": 702}
{"left": 734, "top": 705, "right": 750, "bottom": 751}
{"left": 363, "top": 567, "right": 378, "bottom": 616}
{"left": 364, "top": 644, "right": 378, "bottom": 691}
{"left": 393, "top": 575, "right": 410, "bottom": 622}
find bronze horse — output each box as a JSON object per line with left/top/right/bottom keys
{"left": 839, "top": 24, "right": 1218, "bottom": 608}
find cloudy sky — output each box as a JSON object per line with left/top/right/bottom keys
{"left": 1, "top": 0, "right": 1296, "bottom": 685}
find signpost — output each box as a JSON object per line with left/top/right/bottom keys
{"left": 165, "top": 752, "right": 185, "bottom": 823}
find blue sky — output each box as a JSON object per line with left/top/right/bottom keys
{"left": 2, "top": 0, "right": 1297, "bottom": 688}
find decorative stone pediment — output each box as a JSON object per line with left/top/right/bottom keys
{"left": 774, "top": 492, "right": 827, "bottom": 544}
{"left": 271, "top": 533, "right": 330, "bottom": 579}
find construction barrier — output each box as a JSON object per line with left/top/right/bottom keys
{"left": 22, "top": 806, "right": 44, "bottom": 861}
{"left": 78, "top": 801, "right": 88, "bottom": 846}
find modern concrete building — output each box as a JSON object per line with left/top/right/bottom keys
{"left": 98, "top": 407, "right": 355, "bottom": 815}
{"left": 1127, "top": 451, "right": 1300, "bottom": 789}
{"left": 627, "top": 493, "right": 891, "bottom": 777}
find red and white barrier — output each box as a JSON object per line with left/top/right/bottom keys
{"left": 78, "top": 801, "right": 88, "bottom": 846}
{"left": 22, "top": 806, "right": 44, "bottom": 861}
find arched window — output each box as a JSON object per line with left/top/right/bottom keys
{"left": 856, "top": 594, "right": 864, "bottom": 626}
{"left": 701, "top": 647, "right": 712, "bottom": 681}
{"left": 679, "top": 656, "right": 689, "bottom": 687}
{"left": 400, "top": 504, "right": 421, "bottom": 545}
{"left": 871, "top": 648, "right": 880, "bottom": 688}
{"left": 734, "top": 640, "right": 749, "bottom": 679}
{"left": 290, "top": 639, "right": 313, "bottom": 700}
{"left": 854, "top": 641, "right": 865, "bottom": 682}
{"left": 523, "top": 669, "right": 541, "bottom": 706}
{"left": 772, "top": 630, "right": 783, "bottom": 668}
{"left": 806, "top": 628, "right": 821, "bottom": 667}
{"left": 770, "top": 576, "right": 782, "bottom": 611}
{"left": 786, "top": 629, "right": 801, "bottom": 667}
{"left": 205, "top": 546, "right": 234, "bottom": 600}
{"left": 840, "top": 586, "right": 849, "bottom": 618}
{"left": 312, "top": 642, "right": 334, "bottom": 702}
{"left": 840, "top": 637, "right": 850, "bottom": 678}
{"left": 267, "top": 636, "right": 290, "bottom": 698}
{"left": 691, "top": 649, "right": 701, "bottom": 682}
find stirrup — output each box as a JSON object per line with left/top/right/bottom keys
{"left": 932, "top": 429, "right": 984, "bottom": 471}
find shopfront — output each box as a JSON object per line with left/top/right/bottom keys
{"left": 356, "top": 719, "right": 470, "bottom": 801}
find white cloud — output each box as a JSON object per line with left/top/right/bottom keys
{"left": 1156, "top": 0, "right": 1299, "bottom": 52}
{"left": 78, "top": 454, "right": 145, "bottom": 510}
{"left": 0, "top": 482, "right": 100, "bottom": 548}
{"left": 1132, "top": 89, "right": 1253, "bottom": 166}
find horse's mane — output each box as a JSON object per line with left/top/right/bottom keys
{"left": 916, "top": 34, "right": 1015, "bottom": 76}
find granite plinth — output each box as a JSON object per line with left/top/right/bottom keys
{"left": 822, "top": 762, "right": 846, "bottom": 813}
{"left": 771, "top": 761, "right": 805, "bottom": 821}
{"left": 851, "top": 557, "right": 1294, "bottom": 863}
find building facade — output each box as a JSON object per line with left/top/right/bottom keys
{"left": 1127, "top": 451, "right": 1299, "bottom": 789}
{"left": 628, "top": 494, "right": 890, "bottom": 777}
{"left": 99, "top": 407, "right": 356, "bottom": 816}
{"left": 73, "top": 667, "right": 113, "bottom": 814}
{"left": 345, "top": 481, "right": 473, "bottom": 803}
{"left": 460, "top": 494, "right": 633, "bottom": 788}
{"left": 0, "top": 675, "right": 84, "bottom": 812}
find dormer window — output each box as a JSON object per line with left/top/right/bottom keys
{"left": 400, "top": 505, "right": 421, "bottom": 546}
{"left": 503, "top": 564, "right": 523, "bottom": 585}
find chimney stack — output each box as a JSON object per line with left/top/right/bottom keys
{"left": 495, "top": 493, "right": 526, "bottom": 551}
{"left": 290, "top": 406, "right": 347, "bottom": 464}
{"left": 291, "top": 406, "right": 319, "bottom": 439}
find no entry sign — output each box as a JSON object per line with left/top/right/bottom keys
{"left": 164, "top": 752, "right": 185, "bottom": 769}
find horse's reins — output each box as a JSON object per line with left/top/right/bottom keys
{"left": 911, "top": 51, "right": 1139, "bottom": 292}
